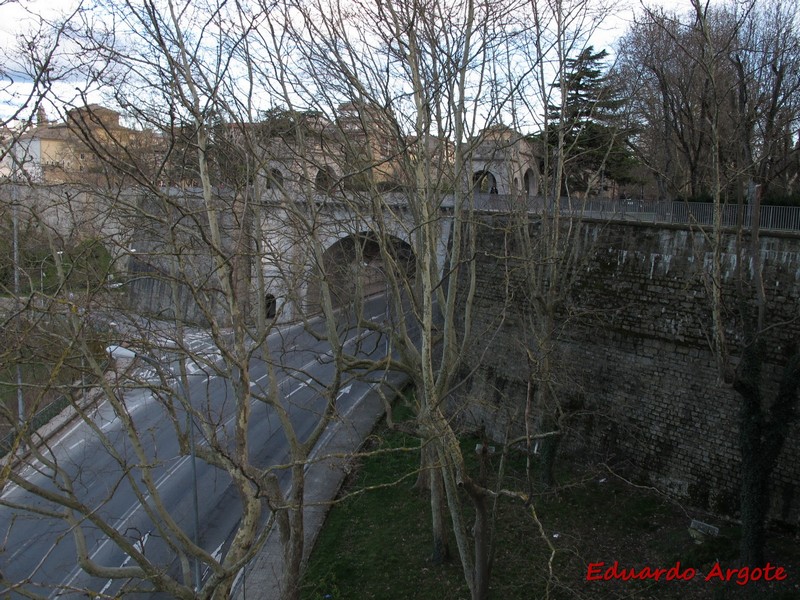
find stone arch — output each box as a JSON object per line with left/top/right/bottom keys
{"left": 523, "top": 168, "right": 536, "bottom": 197}
{"left": 472, "top": 170, "right": 498, "bottom": 194}
{"left": 264, "top": 293, "right": 277, "bottom": 319}
{"left": 306, "top": 231, "right": 415, "bottom": 312}
{"left": 315, "top": 165, "right": 337, "bottom": 193}
{"left": 265, "top": 168, "right": 283, "bottom": 190}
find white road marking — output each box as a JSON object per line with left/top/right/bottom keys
{"left": 211, "top": 541, "right": 225, "bottom": 562}
{"left": 58, "top": 455, "right": 192, "bottom": 595}
{"left": 309, "top": 385, "right": 373, "bottom": 463}
{"left": 186, "top": 362, "right": 202, "bottom": 375}
{"left": 96, "top": 532, "right": 150, "bottom": 597}
{"left": 38, "top": 310, "right": 378, "bottom": 594}
{"left": 285, "top": 383, "right": 305, "bottom": 399}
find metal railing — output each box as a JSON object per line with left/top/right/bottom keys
{"left": 0, "top": 365, "right": 106, "bottom": 459}
{"left": 466, "top": 194, "right": 800, "bottom": 233}
{"left": 0, "top": 392, "right": 71, "bottom": 457}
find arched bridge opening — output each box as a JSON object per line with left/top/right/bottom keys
{"left": 307, "top": 232, "right": 415, "bottom": 313}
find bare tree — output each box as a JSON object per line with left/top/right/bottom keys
{"left": 0, "top": 2, "right": 385, "bottom": 599}
{"left": 511, "top": 0, "right": 629, "bottom": 487}
{"left": 259, "top": 1, "right": 530, "bottom": 597}
{"left": 269, "top": 0, "right": 625, "bottom": 598}
{"left": 618, "top": 0, "right": 800, "bottom": 566}
{"left": 1, "top": 2, "right": 682, "bottom": 600}
{"left": 619, "top": 0, "right": 800, "bottom": 204}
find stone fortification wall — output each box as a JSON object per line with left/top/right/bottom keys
{"left": 458, "top": 215, "right": 800, "bottom": 522}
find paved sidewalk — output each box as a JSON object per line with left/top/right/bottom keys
{"left": 234, "top": 379, "right": 397, "bottom": 600}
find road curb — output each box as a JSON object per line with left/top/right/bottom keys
{"left": 235, "top": 374, "right": 406, "bottom": 600}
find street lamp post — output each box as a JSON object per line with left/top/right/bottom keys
{"left": 38, "top": 255, "right": 46, "bottom": 295}
{"left": 105, "top": 345, "right": 202, "bottom": 591}
{"left": 382, "top": 282, "right": 390, "bottom": 357}
{"left": 12, "top": 187, "right": 24, "bottom": 429}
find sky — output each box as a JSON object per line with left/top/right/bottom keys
{"left": 0, "top": 0, "right": 698, "bottom": 126}
{"left": 0, "top": 0, "right": 82, "bottom": 124}
{"left": 0, "top": 0, "right": 81, "bottom": 55}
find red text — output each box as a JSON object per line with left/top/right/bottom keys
{"left": 586, "top": 561, "right": 696, "bottom": 582}
{"left": 704, "top": 562, "right": 787, "bottom": 586}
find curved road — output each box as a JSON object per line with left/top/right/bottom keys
{"left": 0, "top": 295, "right": 405, "bottom": 598}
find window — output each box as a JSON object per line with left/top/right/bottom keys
{"left": 315, "top": 166, "right": 337, "bottom": 193}
{"left": 523, "top": 168, "right": 536, "bottom": 196}
{"left": 265, "top": 168, "right": 283, "bottom": 190}
{"left": 265, "top": 294, "right": 277, "bottom": 319}
{"left": 472, "top": 170, "right": 497, "bottom": 194}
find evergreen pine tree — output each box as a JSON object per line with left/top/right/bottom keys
{"left": 546, "top": 46, "right": 638, "bottom": 196}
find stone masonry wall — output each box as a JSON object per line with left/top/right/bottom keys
{"left": 458, "top": 215, "right": 800, "bottom": 522}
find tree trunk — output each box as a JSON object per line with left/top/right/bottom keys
{"left": 735, "top": 335, "right": 800, "bottom": 566}
{"left": 538, "top": 432, "right": 561, "bottom": 488}
{"left": 430, "top": 464, "right": 451, "bottom": 564}
{"left": 413, "top": 442, "right": 431, "bottom": 491}
{"left": 739, "top": 453, "right": 768, "bottom": 566}
{"left": 468, "top": 441, "right": 492, "bottom": 600}
{"left": 282, "top": 483, "right": 305, "bottom": 600}
{"left": 419, "top": 441, "right": 451, "bottom": 564}
{"left": 468, "top": 488, "right": 490, "bottom": 600}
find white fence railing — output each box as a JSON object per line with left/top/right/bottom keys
{"left": 465, "top": 195, "right": 800, "bottom": 233}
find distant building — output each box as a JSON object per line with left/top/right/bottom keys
{"left": 466, "top": 125, "right": 539, "bottom": 197}
{"left": 4, "top": 105, "right": 148, "bottom": 185}
{"left": 0, "top": 124, "right": 16, "bottom": 179}
{"left": 250, "top": 102, "right": 456, "bottom": 196}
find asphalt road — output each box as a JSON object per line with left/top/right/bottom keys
{"left": 0, "top": 294, "right": 405, "bottom": 598}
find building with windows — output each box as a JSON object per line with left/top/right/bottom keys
{"left": 5, "top": 105, "right": 146, "bottom": 185}
{"left": 467, "top": 125, "right": 539, "bottom": 198}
